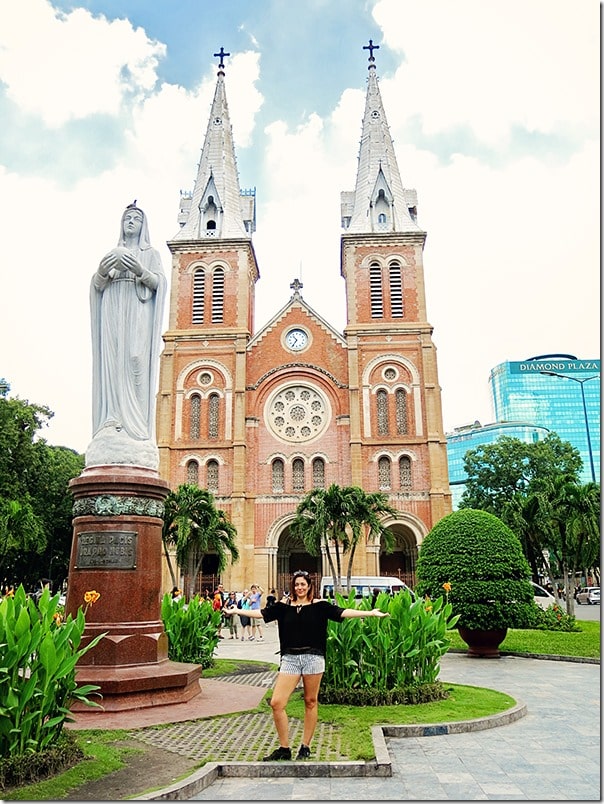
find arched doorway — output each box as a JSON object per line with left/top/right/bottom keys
{"left": 379, "top": 523, "right": 418, "bottom": 588}
{"left": 275, "top": 524, "right": 321, "bottom": 597}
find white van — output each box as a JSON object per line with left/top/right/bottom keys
{"left": 319, "top": 575, "right": 413, "bottom": 601}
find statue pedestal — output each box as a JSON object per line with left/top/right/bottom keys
{"left": 66, "top": 465, "right": 202, "bottom": 712}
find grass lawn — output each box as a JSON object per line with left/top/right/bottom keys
{"left": 446, "top": 620, "right": 600, "bottom": 658}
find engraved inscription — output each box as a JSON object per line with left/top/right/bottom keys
{"left": 76, "top": 531, "right": 137, "bottom": 569}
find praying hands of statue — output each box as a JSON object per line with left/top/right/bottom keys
{"left": 98, "top": 247, "right": 144, "bottom": 279}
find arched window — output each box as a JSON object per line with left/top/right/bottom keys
{"left": 190, "top": 394, "right": 201, "bottom": 439}
{"left": 292, "top": 458, "right": 305, "bottom": 492}
{"left": 206, "top": 219, "right": 216, "bottom": 230}
{"left": 395, "top": 388, "right": 408, "bottom": 434}
{"left": 378, "top": 456, "right": 391, "bottom": 490}
{"left": 389, "top": 261, "right": 403, "bottom": 318}
{"left": 377, "top": 389, "right": 389, "bottom": 435}
{"left": 192, "top": 269, "right": 204, "bottom": 324}
{"left": 212, "top": 268, "right": 224, "bottom": 323}
{"left": 186, "top": 460, "right": 199, "bottom": 485}
{"left": 312, "top": 457, "right": 325, "bottom": 488}
{"left": 208, "top": 393, "right": 220, "bottom": 439}
{"left": 272, "top": 459, "right": 285, "bottom": 493}
{"left": 207, "top": 459, "right": 219, "bottom": 493}
{"left": 369, "top": 262, "right": 383, "bottom": 318}
{"left": 399, "top": 456, "right": 412, "bottom": 490}
{"left": 378, "top": 213, "right": 387, "bottom": 224}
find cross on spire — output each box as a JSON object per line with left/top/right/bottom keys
{"left": 213, "top": 47, "right": 230, "bottom": 72}
{"left": 290, "top": 278, "right": 303, "bottom": 295}
{"left": 363, "top": 39, "right": 379, "bottom": 67}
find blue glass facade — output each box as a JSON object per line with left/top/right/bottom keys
{"left": 447, "top": 422, "right": 550, "bottom": 509}
{"left": 490, "top": 358, "right": 600, "bottom": 485}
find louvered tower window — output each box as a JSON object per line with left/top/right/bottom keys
{"left": 212, "top": 268, "right": 224, "bottom": 323}
{"left": 186, "top": 460, "right": 199, "bottom": 485}
{"left": 208, "top": 393, "right": 219, "bottom": 439}
{"left": 272, "top": 459, "right": 285, "bottom": 493}
{"left": 399, "top": 456, "right": 412, "bottom": 490}
{"left": 207, "top": 459, "right": 219, "bottom": 493}
{"left": 378, "top": 456, "right": 391, "bottom": 490}
{"left": 312, "top": 458, "right": 325, "bottom": 488}
{"left": 292, "top": 458, "right": 305, "bottom": 492}
{"left": 190, "top": 394, "right": 201, "bottom": 439}
{"left": 192, "top": 269, "right": 205, "bottom": 323}
{"left": 369, "top": 263, "right": 383, "bottom": 318}
{"left": 389, "top": 262, "right": 403, "bottom": 318}
{"left": 377, "top": 389, "right": 389, "bottom": 435}
{"left": 395, "top": 389, "right": 408, "bottom": 434}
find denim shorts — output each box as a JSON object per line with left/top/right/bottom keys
{"left": 279, "top": 652, "right": 325, "bottom": 675}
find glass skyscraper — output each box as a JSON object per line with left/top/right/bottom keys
{"left": 447, "top": 421, "right": 550, "bottom": 509}
{"left": 490, "top": 356, "right": 600, "bottom": 485}
{"left": 446, "top": 355, "right": 600, "bottom": 507}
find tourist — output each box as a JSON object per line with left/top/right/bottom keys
{"left": 248, "top": 583, "right": 264, "bottom": 642}
{"left": 224, "top": 569, "right": 388, "bottom": 761}
{"left": 237, "top": 589, "right": 252, "bottom": 641}
{"left": 224, "top": 591, "right": 239, "bottom": 639}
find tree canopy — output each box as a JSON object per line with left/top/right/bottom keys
{"left": 162, "top": 484, "right": 239, "bottom": 597}
{"left": 291, "top": 483, "right": 397, "bottom": 592}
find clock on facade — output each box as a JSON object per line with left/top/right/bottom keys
{"left": 285, "top": 328, "right": 308, "bottom": 351}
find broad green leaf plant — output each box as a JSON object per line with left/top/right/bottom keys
{"left": 0, "top": 585, "right": 105, "bottom": 758}
{"left": 323, "top": 589, "right": 458, "bottom": 699}
{"left": 161, "top": 592, "right": 221, "bottom": 668}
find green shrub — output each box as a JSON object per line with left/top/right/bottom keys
{"left": 0, "top": 730, "right": 83, "bottom": 790}
{"left": 528, "top": 602, "right": 581, "bottom": 632}
{"left": 161, "top": 593, "right": 221, "bottom": 668}
{"left": 415, "top": 509, "right": 534, "bottom": 631}
{"left": 321, "top": 589, "right": 458, "bottom": 704}
{"left": 0, "top": 585, "right": 104, "bottom": 759}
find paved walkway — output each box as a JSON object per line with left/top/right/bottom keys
{"left": 184, "top": 625, "right": 600, "bottom": 801}
{"left": 73, "top": 622, "right": 600, "bottom": 800}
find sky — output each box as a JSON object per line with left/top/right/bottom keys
{"left": 0, "top": 0, "right": 599, "bottom": 455}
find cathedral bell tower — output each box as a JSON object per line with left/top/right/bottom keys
{"left": 341, "top": 41, "right": 451, "bottom": 524}
{"left": 156, "top": 49, "right": 259, "bottom": 560}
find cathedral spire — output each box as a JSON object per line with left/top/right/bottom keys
{"left": 174, "top": 49, "right": 254, "bottom": 241}
{"left": 341, "top": 42, "right": 419, "bottom": 234}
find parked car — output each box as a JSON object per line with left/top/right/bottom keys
{"left": 531, "top": 581, "right": 557, "bottom": 610}
{"left": 576, "top": 587, "right": 600, "bottom": 605}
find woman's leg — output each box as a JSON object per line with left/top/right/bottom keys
{"left": 269, "top": 672, "right": 301, "bottom": 747}
{"left": 300, "top": 673, "right": 323, "bottom": 747}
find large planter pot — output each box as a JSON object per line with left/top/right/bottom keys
{"left": 458, "top": 627, "right": 508, "bottom": 658}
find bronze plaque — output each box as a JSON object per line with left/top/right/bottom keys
{"left": 75, "top": 531, "right": 137, "bottom": 569}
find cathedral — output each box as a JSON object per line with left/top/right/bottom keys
{"left": 156, "top": 45, "right": 451, "bottom": 595}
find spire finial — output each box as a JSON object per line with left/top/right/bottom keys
{"left": 290, "top": 278, "right": 303, "bottom": 296}
{"left": 213, "top": 47, "right": 230, "bottom": 75}
{"left": 363, "top": 39, "right": 379, "bottom": 69}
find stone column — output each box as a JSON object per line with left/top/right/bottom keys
{"left": 66, "top": 464, "right": 202, "bottom": 712}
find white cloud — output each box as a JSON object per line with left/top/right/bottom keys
{"left": 0, "top": 0, "right": 165, "bottom": 126}
{"left": 374, "top": 0, "right": 599, "bottom": 144}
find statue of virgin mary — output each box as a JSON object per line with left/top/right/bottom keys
{"left": 86, "top": 203, "right": 166, "bottom": 467}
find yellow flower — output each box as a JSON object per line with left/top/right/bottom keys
{"left": 84, "top": 590, "right": 101, "bottom": 605}
{"left": 442, "top": 582, "right": 452, "bottom": 593}
{"left": 53, "top": 612, "right": 63, "bottom": 626}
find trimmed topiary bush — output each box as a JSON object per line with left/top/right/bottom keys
{"left": 415, "top": 509, "right": 534, "bottom": 631}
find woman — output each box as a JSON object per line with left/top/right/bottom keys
{"left": 226, "top": 569, "right": 388, "bottom": 761}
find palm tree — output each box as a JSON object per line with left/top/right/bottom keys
{"left": 162, "top": 484, "right": 239, "bottom": 597}
{"left": 291, "top": 484, "right": 397, "bottom": 594}
{"left": 539, "top": 478, "right": 600, "bottom": 615}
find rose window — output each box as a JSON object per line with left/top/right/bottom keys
{"left": 266, "top": 385, "right": 330, "bottom": 443}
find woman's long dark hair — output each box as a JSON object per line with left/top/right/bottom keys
{"left": 290, "top": 570, "right": 315, "bottom": 602}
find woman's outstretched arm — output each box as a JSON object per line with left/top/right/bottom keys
{"left": 341, "top": 608, "right": 389, "bottom": 619}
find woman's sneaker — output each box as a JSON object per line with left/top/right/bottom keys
{"left": 296, "top": 744, "right": 311, "bottom": 760}
{"left": 263, "top": 746, "right": 291, "bottom": 761}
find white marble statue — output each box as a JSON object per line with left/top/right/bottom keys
{"left": 86, "top": 203, "right": 166, "bottom": 468}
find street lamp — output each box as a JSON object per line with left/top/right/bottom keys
{"left": 540, "top": 371, "right": 599, "bottom": 483}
